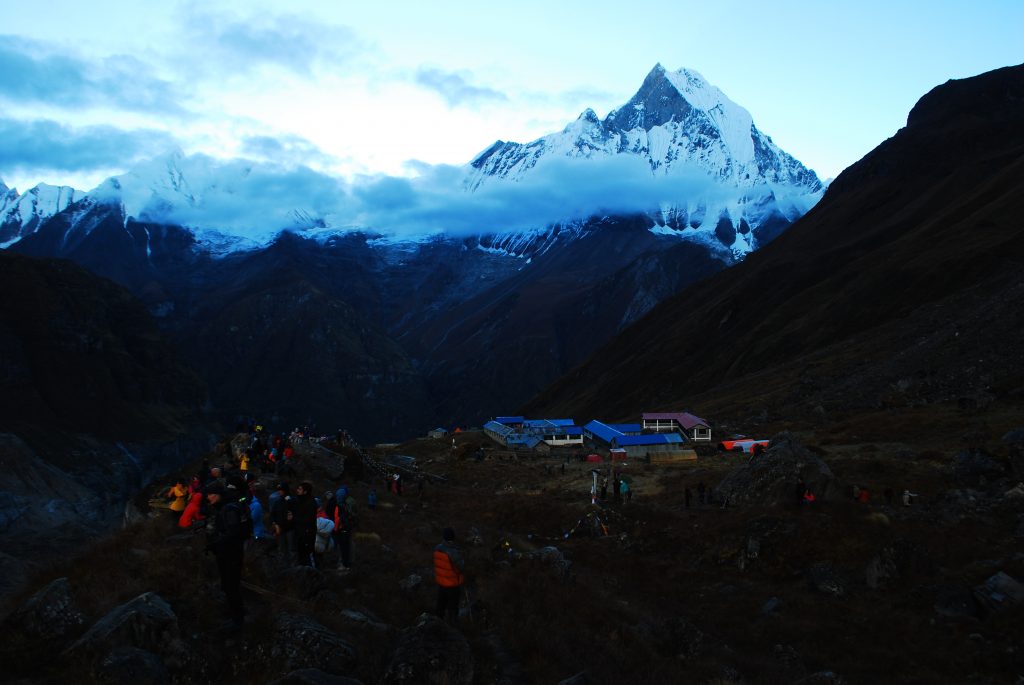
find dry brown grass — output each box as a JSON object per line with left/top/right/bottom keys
{"left": 3, "top": 426, "right": 1023, "bottom": 684}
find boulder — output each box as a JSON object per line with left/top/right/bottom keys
{"left": 972, "top": 571, "right": 1024, "bottom": 616}
{"left": 271, "top": 613, "right": 357, "bottom": 675}
{"left": 9, "top": 577, "right": 86, "bottom": 640}
{"left": 95, "top": 646, "right": 169, "bottom": 685}
{"left": 714, "top": 433, "right": 841, "bottom": 507}
{"left": 382, "top": 613, "right": 473, "bottom": 685}
{"left": 339, "top": 609, "right": 393, "bottom": 635}
{"left": 807, "top": 563, "right": 844, "bottom": 597}
{"left": 266, "top": 669, "right": 364, "bottom": 685}
{"left": 66, "top": 592, "right": 179, "bottom": 658}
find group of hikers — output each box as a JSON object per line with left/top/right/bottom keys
{"left": 160, "top": 425, "right": 465, "bottom": 632}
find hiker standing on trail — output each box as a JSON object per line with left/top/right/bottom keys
{"left": 368, "top": 488, "right": 377, "bottom": 510}
{"left": 205, "top": 481, "right": 248, "bottom": 632}
{"left": 622, "top": 480, "right": 632, "bottom": 504}
{"left": 314, "top": 502, "right": 335, "bottom": 569}
{"left": 433, "top": 527, "right": 465, "bottom": 624}
{"left": 270, "top": 482, "right": 293, "bottom": 559}
{"left": 249, "top": 487, "right": 266, "bottom": 541}
{"left": 292, "top": 481, "right": 318, "bottom": 566}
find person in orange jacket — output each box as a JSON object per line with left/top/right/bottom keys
{"left": 433, "top": 527, "right": 465, "bottom": 623}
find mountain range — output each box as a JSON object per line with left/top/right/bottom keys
{"left": 526, "top": 63, "right": 1024, "bottom": 430}
{"left": 1, "top": 65, "right": 824, "bottom": 441}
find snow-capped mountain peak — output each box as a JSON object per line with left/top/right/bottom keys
{"left": 465, "top": 63, "right": 824, "bottom": 257}
{"left": 0, "top": 181, "right": 82, "bottom": 247}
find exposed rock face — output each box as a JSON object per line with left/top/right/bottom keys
{"left": 66, "top": 592, "right": 179, "bottom": 658}
{"left": 382, "top": 613, "right": 473, "bottom": 685}
{"left": 714, "top": 433, "right": 841, "bottom": 506}
{"left": 271, "top": 613, "right": 357, "bottom": 675}
{"left": 8, "top": 577, "right": 86, "bottom": 640}
{"left": 972, "top": 572, "right": 1024, "bottom": 616}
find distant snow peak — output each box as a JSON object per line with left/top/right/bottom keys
{"left": 465, "top": 63, "right": 823, "bottom": 254}
{"left": 0, "top": 182, "right": 82, "bottom": 246}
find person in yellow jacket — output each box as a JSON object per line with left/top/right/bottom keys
{"left": 433, "top": 527, "right": 465, "bottom": 623}
{"left": 239, "top": 451, "right": 250, "bottom": 472}
{"left": 166, "top": 478, "right": 188, "bottom": 513}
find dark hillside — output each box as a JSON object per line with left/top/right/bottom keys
{"left": 0, "top": 252, "right": 213, "bottom": 598}
{"left": 524, "top": 64, "right": 1024, "bottom": 430}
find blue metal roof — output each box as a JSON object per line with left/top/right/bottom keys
{"left": 583, "top": 420, "right": 621, "bottom": 444}
{"left": 616, "top": 433, "right": 685, "bottom": 446}
{"left": 495, "top": 416, "right": 524, "bottom": 424}
{"left": 484, "top": 421, "right": 514, "bottom": 436}
{"left": 610, "top": 423, "right": 642, "bottom": 434}
{"left": 565, "top": 427, "right": 583, "bottom": 436}
{"left": 523, "top": 418, "right": 577, "bottom": 429}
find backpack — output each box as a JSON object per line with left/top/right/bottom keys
{"left": 229, "top": 499, "right": 254, "bottom": 540}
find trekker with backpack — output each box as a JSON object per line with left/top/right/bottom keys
{"left": 292, "top": 481, "right": 318, "bottom": 566}
{"left": 433, "top": 527, "right": 465, "bottom": 624}
{"left": 205, "top": 481, "right": 252, "bottom": 632}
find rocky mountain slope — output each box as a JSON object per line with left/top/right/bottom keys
{"left": 5, "top": 64, "right": 825, "bottom": 441}
{"left": 525, "top": 64, "right": 1024, "bottom": 430}
{"left": 0, "top": 251, "right": 213, "bottom": 597}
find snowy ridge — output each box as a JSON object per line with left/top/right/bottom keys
{"left": 466, "top": 64, "right": 824, "bottom": 257}
{"left": 1, "top": 65, "right": 823, "bottom": 260}
{"left": 0, "top": 182, "right": 82, "bottom": 247}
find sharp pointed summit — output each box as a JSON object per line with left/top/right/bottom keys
{"left": 466, "top": 64, "right": 823, "bottom": 256}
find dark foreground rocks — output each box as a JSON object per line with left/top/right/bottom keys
{"left": 714, "top": 432, "right": 842, "bottom": 506}
{"left": 382, "top": 613, "right": 473, "bottom": 685}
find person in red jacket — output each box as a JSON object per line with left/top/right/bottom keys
{"left": 433, "top": 527, "right": 465, "bottom": 623}
{"left": 178, "top": 491, "right": 206, "bottom": 529}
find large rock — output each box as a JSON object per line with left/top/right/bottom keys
{"left": 65, "top": 592, "right": 179, "bottom": 658}
{"left": 382, "top": 613, "right": 473, "bottom": 685}
{"left": 714, "top": 433, "right": 841, "bottom": 506}
{"left": 9, "top": 576, "right": 86, "bottom": 640}
{"left": 972, "top": 572, "right": 1024, "bottom": 616}
{"left": 266, "top": 669, "right": 364, "bottom": 685}
{"left": 271, "top": 613, "right": 357, "bottom": 675}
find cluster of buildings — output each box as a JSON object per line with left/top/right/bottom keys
{"left": 482, "top": 412, "right": 711, "bottom": 461}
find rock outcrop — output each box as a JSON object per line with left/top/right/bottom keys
{"left": 714, "top": 433, "right": 841, "bottom": 506}
{"left": 382, "top": 613, "right": 473, "bottom": 685}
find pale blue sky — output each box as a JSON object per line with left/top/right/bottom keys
{"left": 0, "top": 0, "right": 1021, "bottom": 192}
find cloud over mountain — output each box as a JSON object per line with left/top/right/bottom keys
{"left": 0, "top": 119, "right": 177, "bottom": 176}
